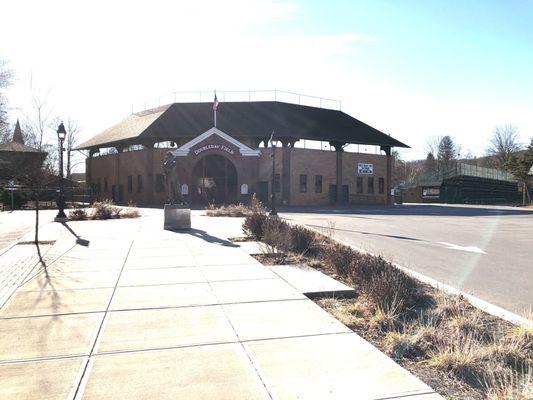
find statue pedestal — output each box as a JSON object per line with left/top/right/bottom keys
{"left": 164, "top": 204, "right": 191, "bottom": 230}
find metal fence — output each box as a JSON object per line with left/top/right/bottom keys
{"left": 131, "top": 89, "right": 342, "bottom": 114}
{"left": 450, "top": 162, "right": 517, "bottom": 182}
{"left": 0, "top": 186, "right": 94, "bottom": 211}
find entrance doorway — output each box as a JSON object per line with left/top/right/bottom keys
{"left": 192, "top": 154, "right": 238, "bottom": 205}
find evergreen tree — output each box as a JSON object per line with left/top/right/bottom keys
{"left": 437, "top": 135, "right": 459, "bottom": 172}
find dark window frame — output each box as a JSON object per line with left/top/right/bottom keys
{"left": 378, "top": 177, "right": 385, "bottom": 194}
{"left": 367, "top": 177, "right": 374, "bottom": 194}
{"left": 315, "top": 175, "right": 323, "bottom": 193}
{"left": 299, "top": 174, "right": 307, "bottom": 193}
{"left": 356, "top": 177, "right": 363, "bottom": 194}
{"left": 155, "top": 174, "right": 165, "bottom": 193}
{"left": 137, "top": 175, "right": 143, "bottom": 192}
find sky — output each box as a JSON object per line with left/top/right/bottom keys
{"left": 1, "top": 0, "right": 532, "bottom": 166}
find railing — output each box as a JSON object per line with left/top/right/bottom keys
{"left": 131, "top": 89, "right": 342, "bottom": 114}
{"left": 403, "top": 162, "right": 518, "bottom": 188}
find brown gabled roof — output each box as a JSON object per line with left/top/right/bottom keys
{"left": 77, "top": 101, "right": 409, "bottom": 150}
{"left": 77, "top": 105, "right": 170, "bottom": 149}
{"left": 0, "top": 122, "right": 44, "bottom": 153}
{"left": 12, "top": 120, "right": 24, "bottom": 144}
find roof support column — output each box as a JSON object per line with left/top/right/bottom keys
{"left": 330, "top": 141, "right": 345, "bottom": 205}
{"left": 87, "top": 149, "right": 97, "bottom": 202}
{"left": 381, "top": 146, "right": 393, "bottom": 205}
{"left": 281, "top": 138, "right": 292, "bottom": 205}
{"left": 115, "top": 146, "right": 124, "bottom": 204}
{"left": 147, "top": 148, "right": 155, "bottom": 206}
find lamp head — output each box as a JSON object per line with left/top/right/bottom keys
{"left": 57, "top": 122, "right": 67, "bottom": 140}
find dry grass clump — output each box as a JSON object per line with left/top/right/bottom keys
{"left": 316, "top": 297, "right": 367, "bottom": 330}
{"left": 371, "top": 298, "right": 404, "bottom": 332}
{"left": 69, "top": 200, "right": 140, "bottom": 221}
{"left": 68, "top": 208, "right": 88, "bottom": 220}
{"left": 206, "top": 203, "right": 250, "bottom": 217}
{"left": 206, "top": 194, "right": 266, "bottom": 217}
{"left": 428, "top": 334, "right": 488, "bottom": 385}
{"left": 120, "top": 207, "right": 141, "bottom": 218}
{"left": 484, "top": 368, "right": 532, "bottom": 400}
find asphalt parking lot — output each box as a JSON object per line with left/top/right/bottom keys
{"left": 280, "top": 204, "right": 533, "bottom": 318}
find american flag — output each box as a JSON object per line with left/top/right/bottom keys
{"left": 213, "top": 92, "right": 219, "bottom": 111}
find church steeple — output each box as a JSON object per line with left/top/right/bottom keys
{"left": 12, "top": 120, "right": 24, "bottom": 144}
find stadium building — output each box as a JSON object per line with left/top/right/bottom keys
{"left": 77, "top": 92, "right": 408, "bottom": 207}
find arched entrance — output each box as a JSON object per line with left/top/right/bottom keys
{"left": 192, "top": 154, "right": 238, "bottom": 205}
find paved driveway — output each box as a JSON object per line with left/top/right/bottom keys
{"left": 280, "top": 204, "right": 533, "bottom": 318}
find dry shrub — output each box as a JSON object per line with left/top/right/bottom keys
{"left": 289, "top": 225, "right": 317, "bottom": 256}
{"left": 433, "top": 293, "right": 472, "bottom": 320}
{"left": 243, "top": 213, "right": 268, "bottom": 239}
{"left": 68, "top": 208, "right": 88, "bottom": 221}
{"left": 91, "top": 200, "right": 117, "bottom": 220}
{"left": 362, "top": 264, "right": 417, "bottom": 311}
{"left": 322, "top": 243, "right": 356, "bottom": 277}
{"left": 206, "top": 203, "right": 249, "bottom": 217}
{"left": 207, "top": 195, "right": 266, "bottom": 217}
{"left": 120, "top": 207, "right": 140, "bottom": 218}
{"left": 249, "top": 193, "right": 266, "bottom": 214}
{"left": 261, "top": 217, "right": 291, "bottom": 253}
{"left": 89, "top": 200, "right": 139, "bottom": 220}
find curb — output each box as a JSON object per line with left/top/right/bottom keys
{"left": 293, "top": 221, "right": 533, "bottom": 329}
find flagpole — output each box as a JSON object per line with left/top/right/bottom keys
{"left": 214, "top": 90, "right": 217, "bottom": 127}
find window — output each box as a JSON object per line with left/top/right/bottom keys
{"left": 104, "top": 177, "right": 108, "bottom": 192}
{"left": 273, "top": 173, "right": 281, "bottom": 193}
{"left": 378, "top": 177, "right": 385, "bottom": 194}
{"left": 155, "top": 174, "right": 165, "bottom": 192}
{"left": 137, "top": 175, "right": 143, "bottom": 192}
{"left": 356, "top": 177, "right": 363, "bottom": 194}
{"left": 367, "top": 177, "right": 374, "bottom": 194}
{"left": 299, "top": 175, "right": 307, "bottom": 193}
{"left": 315, "top": 175, "right": 323, "bottom": 193}
{"left": 97, "top": 179, "right": 101, "bottom": 194}
{"left": 127, "top": 176, "right": 133, "bottom": 193}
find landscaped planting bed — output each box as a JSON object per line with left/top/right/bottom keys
{"left": 242, "top": 211, "right": 532, "bottom": 400}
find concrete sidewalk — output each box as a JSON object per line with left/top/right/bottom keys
{"left": 0, "top": 209, "right": 441, "bottom": 399}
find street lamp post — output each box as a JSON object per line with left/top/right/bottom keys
{"left": 270, "top": 135, "right": 278, "bottom": 216}
{"left": 54, "top": 122, "right": 67, "bottom": 221}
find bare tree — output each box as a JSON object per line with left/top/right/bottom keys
{"left": 22, "top": 90, "right": 59, "bottom": 174}
{"left": 486, "top": 124, "right": 522, "bottom": 168}
{"left": 65, "top": 118, "right": 81, "bottom": 179}
{"left": 425, "top": 135, "right": 443, "bottom": 158}
{"left": 0, "top": 58, "right": 13, "bottom": 139}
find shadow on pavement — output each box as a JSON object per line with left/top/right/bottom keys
{"left": 304, "top": 224, "right": 426, "bottom": 242}
{"left": 278, "top": 204, "right": 533, "bottom": 217}
{"left": 185, "top": 228, "right": 239, "bottom": 247}
{"left": 61, "top": 222, "right": 90, "bottom": 247}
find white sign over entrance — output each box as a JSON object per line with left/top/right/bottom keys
{"left": 181, "top": 184, "right": 189, "bottom": 195}
{"left": 193, "top": 144, "right": 235, "bottom": 156}
{"left": 357, "top": 163, "right": 374, "bottom": 175}
{"left": 241, "top": 184, "right": 249, "bottom": 195}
